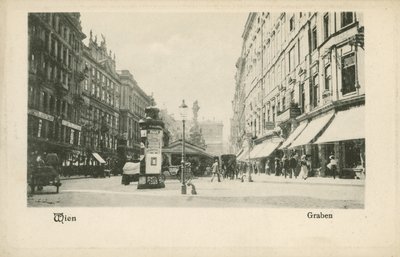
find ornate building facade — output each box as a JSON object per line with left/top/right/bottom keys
{"left": 79, "top": 32, "right": 122, "bottom": 163}
{"left": 28, "top": 13, "right": 86, "bottom": 164}
{"left": 117, "top": 70, "right": 154, "bottom": 158}
{"left": 231, "top": 12, "right": 365, "bottom": 176}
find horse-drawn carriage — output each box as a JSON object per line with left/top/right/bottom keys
{"left": 28, "top": 153, "right": 61, "bottom": 194}
{"left": 220, "top": 154, "right": 237, "bottom": 179}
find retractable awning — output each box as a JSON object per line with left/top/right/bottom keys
{"left": 289, "top": 112, "right": 334, "bottom": 148}
{"left": 237, "top": 147, "right": 249, "bottom": 161}
{"left": 279, "top": 122, "right": 308, "bottom": 149}
{"left": 314, "top": 106, "right": 365, "bottom": 144}
{"left": 92, "top": 152, "right": 106, "bottom": 164}
{"left": 249, "top": 143, "right": 265, "bottom": 159}
{"left": 252, "top": 138, "right": 282, "bottom": 159}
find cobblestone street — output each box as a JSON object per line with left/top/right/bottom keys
{"left": 27, "top": 175, "right": 364, "bottom": 208}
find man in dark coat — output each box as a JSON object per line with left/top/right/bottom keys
{"left": 289, "top": 153, "right": 298, "bottom": 179}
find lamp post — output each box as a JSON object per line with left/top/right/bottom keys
{"left": 179, "top": 100, "right": 188, "bottom": 194}
{"left": 245, "top": 124, "right": 254, "bottom": 182}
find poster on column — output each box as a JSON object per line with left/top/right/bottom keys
{"left": 145, "top": 129, "right": 163, "bottom": 174}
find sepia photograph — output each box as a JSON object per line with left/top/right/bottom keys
{"left": 1, "top": 1, "right": 399, "bottom": 257}
{"left": 27, "top": 12, "right": 365, "bottom": 208}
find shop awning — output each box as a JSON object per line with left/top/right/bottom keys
{"left": 237, "top": 147, "right": 249, "bottom": 161}
{"left": 314, "top": 106, "right": 365, "bottom": 144}
{"left": 289, "top": 112, "right": 334, "bottom": 148}
{"left": 249, "top": 143, "right": 265, "bottom": 159}
{"left": 252, "top": 138, "right": 282, "bottom": 159}
{"left": 92, "top": 152, "right": 106, "bottom": 164}
{"left": 279, "top": 122, "right": 308, "bottom": 149}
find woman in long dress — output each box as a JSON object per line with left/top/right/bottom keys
{"left": 299, "top": 155, "right": 309, "bottom": 180}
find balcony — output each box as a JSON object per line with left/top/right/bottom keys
{"left": 276, "top": 105, "right": 301, "bottom": 125}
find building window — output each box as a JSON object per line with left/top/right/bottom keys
{"left": 70, "top": 129, "right": 75, "bottom": 145}
{"left": 84, "top": 79, "right": 88, "bottom": 90}
{"left": 324, "top": 65, "right": 331, "bottom": 90}
{"left": 289, "top": 16, "right": 295, "bottom": 31}
{"left": 311, "top": 26, "right": 317, "bottom": 51}
{"left": 324, "top": 13, "right": 329, "bottom": 40}
{"left": 289, "top": 45, "right": 296, "bottom": 71}
{"left": 282, "top": 97, "right": 286, "bottom": 111}
{"left": 272, "top": 106, "right": 275, "bottom": 122}
{"left": 300, "top": 83, "right": 305, "bottom": 113}
{"left": 37, "top": 119, "right": 43, "bottom": 137}
{"left": 312, "top": 74, "right": 319, "bottom": 108}
{"left": 341, "top": 53, "right": 356, "bottom": 95}
{"left": 341, "top": 12, "right": 353, "bottom": 28}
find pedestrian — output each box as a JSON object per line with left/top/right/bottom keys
{"left": 265, "top": 159, "right": 271, "bottom": 175}
{"left": 282, "top": 154, "right": 289, "bottom": 178}
{"left": 36, "top": 152, "right": 45, "bottom": 167}
{"left": 289, "top": 153, "right": 298, "bottom": 179}
{"left": 327, "top": 155, "right": 338, "bottom": 179}
{"left": 275, "top": 157, "right": 281, "bottom": 176}
{"left": 211, "top": 159, "right": 221, "bottom": 182}
{"left": 299, "top": 155, "right": 309, "bottom": 180}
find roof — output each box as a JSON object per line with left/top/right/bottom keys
{"left": 163, "top": 139, "right": 213, "bottom": 158}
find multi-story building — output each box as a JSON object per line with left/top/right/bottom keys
{"left": 230, "top": 56, "right": 247, "bottom": 155}
{"left": 231, "top": 12, "right": 365, "bottom": 176}
{"left": 117, "top": 69, "right": 154, "bottom": 158}
{"left": 28, "top": 13, "right": 86, "bottom": 164}
{"left": 80, "top": 32, "right": 121, "bottom": 162}
{"left": 199, "top": 120, "right": 224, "bottom": 156}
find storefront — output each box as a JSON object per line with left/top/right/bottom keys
{"left": 314, "top": 105, "right": 365, "bottom": 178}
{"left": 279, "top": 104, "right": 365, "bottom": 178}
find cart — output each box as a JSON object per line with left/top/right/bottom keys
{"left": 28, "top": 165, "right": 61, "bottom": 194}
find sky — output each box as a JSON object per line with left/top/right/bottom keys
{"left": 80, "top": 12, "right": 248, "bottom": 141}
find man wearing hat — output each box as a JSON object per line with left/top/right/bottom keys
{"left": 211, "top": 159, "right": 221, "bottom": 182}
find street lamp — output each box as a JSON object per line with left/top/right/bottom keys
{"left": 179, "top": 99, "right": 189, "bottom": 194}
{"left": 245, "top": 124, "right": 254, "bottom": 182}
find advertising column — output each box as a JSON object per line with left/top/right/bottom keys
{"left": 137, "top": 107, "right": 166, "bottom": 189}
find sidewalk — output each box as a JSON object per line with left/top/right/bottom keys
{"left": 241, "top": 173, "right": 365, "bottom": 186}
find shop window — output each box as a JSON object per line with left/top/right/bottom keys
{"left": 324, "top": 13, "right": 330, "bottom": 40}
{"left": 341, "top": 53, "right": 356, "bottom": 95}
{"left": 341, "top": 12, "right": 353, "bottom": 28}
{"left": 344, "top": 141, "right": 361, "bottom": 167}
